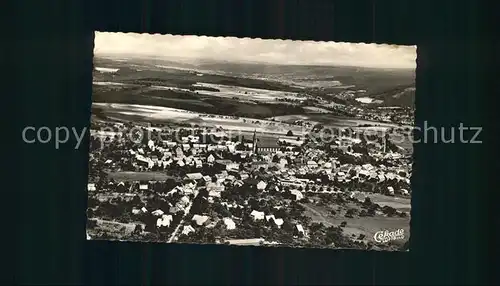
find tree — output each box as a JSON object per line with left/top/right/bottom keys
{"left": 286, "top": 130, "right": 294, "bottom": 136}
{"left": 87, "top": 219, "right": 97, "bottom": 229}
{"left": 362, "top": 197, "right": 372, "bottom": 208}
{"left": 345, "top": 208, "right": 356, "bottom": 218}
{"left": 310, "top": 222, "right": 324, "bottom": 232}
{"left": 272, "top": 155, "right": 280, "bottom": 163}
{"left": 198, "top": 188, "right": 209, "bottom": 198}
{"left": 133, "top": 224, "right": 143, "bottom": 235}
{"left": 324, "top": 227, "right": 342, "bottom": 245}
{"left": 282, "top": 220, "right": 294, "bottom": 233}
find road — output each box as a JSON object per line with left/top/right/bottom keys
{"left": 167, "top": 188, "right": 200, "bottom": 243}
{"left": 299, "top": 203, "right": 334, "bottom": 227}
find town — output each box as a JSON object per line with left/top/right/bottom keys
{"left": 87, "top": 117, "right": 412, "bottom": 251}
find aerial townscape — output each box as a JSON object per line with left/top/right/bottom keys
{"left": 87, "top": 33, "right": 415, "bottom": 251}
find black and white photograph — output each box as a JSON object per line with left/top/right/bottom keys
{"left": 87, "top": 32, "right": 415, "bottom": 251}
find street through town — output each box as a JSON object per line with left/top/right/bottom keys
{"left": 167, "top": 188, "right": 200, "bottom": 243}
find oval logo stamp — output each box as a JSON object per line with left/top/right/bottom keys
{"left": 374, "top": 229, "right": 405, "bottom": 243}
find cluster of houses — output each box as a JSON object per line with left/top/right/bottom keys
{"left": 88, "top": 118, "right": 411, "bottom": 243}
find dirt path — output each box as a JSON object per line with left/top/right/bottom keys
{"left": 300, "top": 203, "right": 334, "bottom": 227}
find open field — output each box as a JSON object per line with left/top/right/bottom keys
{"left": 301, "top": 202, "right": 410, "bottom": 244}
{"left": 361, "top": 193, "right": 411, "bottom": 212}
{"left": 93, "top": 103, "right": 309, "bottom": 136}
{"left": 93, "top": 83, "right": 306, "bottom": 119}
{"left": 269, "top": 113, "right": 399, "bottom": 129}
{"left": 87, "top": 219, "right": 144, "bottom": 239}
{"left": 192, "top": 82, "right": 308, "bottom": 102}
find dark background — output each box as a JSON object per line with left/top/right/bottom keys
{"left": 10, "top": 0, "right": 492, "bottom": 284}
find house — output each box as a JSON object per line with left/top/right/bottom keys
{"left": 182, "top": 225, "right": 195, "bottom": 235}
{"left": 362, "top": 164, "right": 375, "bottom": 170}
{"left": 378, "top": 174, "right": 386, "bottom": 182}
{"left": 295, "top": 224, "right": 305, "bottom": 236}
{"left": 265, "top": 215, "right": 284, "bottom": 227}
{"left": 290, "top": 189, "right": 304, "bottom": 200}
{"left": 223, "top": 218, "right": 236, "bottom": 230}
{"left": 185, "top": 172, "right": 203, "bottom": 181}
{"left": 175, "top": 147, "right": 184, "bottom": 157}
{"left": 87, "top": 183, "right": 96, "bottom": 191}
{"left": 156, "top": 214, "right": 173, "bottom": 227}
{"left": 136, "top": 157, "right": 152, "bottom": 168}
{"left": 192, "top": 215, "right": 210, "bottom": 226}
{"left": 169, "top": 206, "right": 182, "bottom": 214}
{"left": 131, "top": 208, "right": 141, "bottom": 215}
{"left": 152, "top": 209, "right": 164, "bottom": 216}
{"left": 279, "top": 158, "right": 288, "bottom": 168}
{"left": 400, "top": 189, "right": 410, "bottom": 196}
{"left": 193, "top": 144, "right": 208, "bottom": 150}
{"left": 164, "top": 141, "right": 177, "bottom": 148}
{"left": 139, "top": 184, "right": 149, "bottom": 190}
{"left": 278, "top": 137, "right": 304, "bottom": 146}
{"left": 178, "top": 196, "right": 190, "bottom": 207}
{"left": 265, "top": 215, "right": 275, "bottom": 222}
{"left": 215, "top": 172, "right": 228, "bottom": 182}
{"left": 207, "top": 154, "right": 215, "bottom": 164}
{"left": 167, "top": 186, "right": 183, "bottom": 196}
{"left": 387, "top": 186, "right": 395, "bottom": 196}
{"left": 251, "top": 161, "right": 269, "bottom": 170}
{"left": 385, "top": 173, "right": 397, "bottom": 180}
{"left": 250, "top": 210, "right": 265, "bottom": 220}
{"left": 307, "top": 160, "right": 318, "bottom": 168}
{"left": 147, "top": 140, "right": 155, "bottom": 149}
{"left": 239, "top": 172, "right": 249, "bottom": 180}
{"left": 279, "top": 179, "right": 305, "bottom": 189}
{"left": 274, "top": 218, "right": 284, "bottom": 227}
{"left": 209, "top": 190, "right": 221, "bottom": 197}
{"left": 256, "top": 181, "right": 267, "bottom": 191}
{"left": 202, "top": 176, "right": 212, "bottom": 184}
{"left": 215, "top": 160, "right": 240, "bottom": 171}
{"left": 183, "top": 187, "right": 194, "bottom": 195}
{"left": 195, "top": 159, "right": 203, "bottom": 168}
{"left": 141, "top": 207, "right": 148, "bottom": 213}
{"left": 233, "top": 180, "right": 244, "bottom": 187}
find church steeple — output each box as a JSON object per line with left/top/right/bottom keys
{"left": 252, "top": 129, "right": 258, "bottom": 154}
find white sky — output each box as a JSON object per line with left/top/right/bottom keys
{"left": 94, "top": 32, "right": 416, "bottom": 69}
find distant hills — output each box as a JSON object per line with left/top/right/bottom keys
{"left": 93, "top": 55, "right": 415, "bottom": 108}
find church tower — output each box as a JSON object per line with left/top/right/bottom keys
{"left": 252, "top": 129, "right": 258, "bottom": 154}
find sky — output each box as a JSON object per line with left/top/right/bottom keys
{"left": 94, "top": 32, "right": 416, "bottom": 69}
